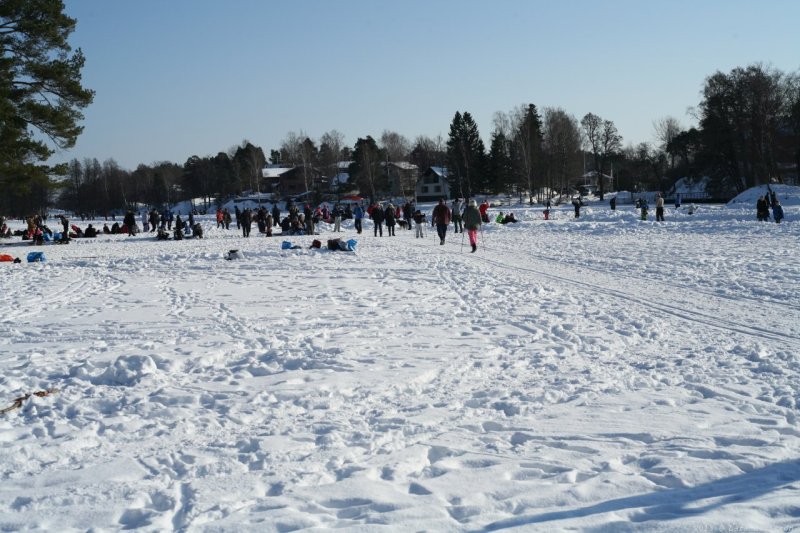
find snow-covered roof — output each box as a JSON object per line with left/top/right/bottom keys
{"left": 383, "top": 161, "right": 418, "bottom": 171}
{"left": 578, "top": 170, "right": 612, "bottom": 181}
{"left": 428, "top": 166, "right": 449, "bottom": 178}
{"left": 262, "top": 166, "right": 293, "bottom": 178}
{"left": 331, "top": 172, "right": 350, "bottom": 185}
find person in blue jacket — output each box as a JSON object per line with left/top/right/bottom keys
{"left": 772, "top": 200, "right": 784, "bottom": 223}
{"left": 353, "top": 204, "right": 364, "bottom": 234}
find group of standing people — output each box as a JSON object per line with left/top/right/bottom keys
{"left": 431, "top": 198, "right": 483, "bottom": 252}
{"left": 234, "top": 206, "right": 275, "bottom": 237}
{"left": 367, "top": 201, "right": 415, "bottom": 237}
{"left": 757, "top": 189, "right": 784, "bottom": 223}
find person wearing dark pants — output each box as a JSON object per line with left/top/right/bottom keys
{"left": 241, "top": 208, "right": 252, "bottom": 237}
{"left": 371, "top": 203, "right": 384, "bottom": 236}
{"left": 655, "top": 193, "right": 665, "bottom": 222}
{"left": 431, "top": 198, "right": 451, "bottom": 245}
{"left": 385, "top": 204, "right": 396, "bottom": 236}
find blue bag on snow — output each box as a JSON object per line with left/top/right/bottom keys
{"left": 27, "top": 251, "right": 46, "bottom": 263}
{"left": 345, "top": 239, "right": 357, "bottom": 252}
{"left": 281, "top": 241, "right": 292, "bottom": 250}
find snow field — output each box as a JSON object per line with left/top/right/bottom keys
{"left": 1, "top": 193, "right": 799, "bottom": 531}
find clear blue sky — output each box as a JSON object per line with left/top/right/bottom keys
{"left": 54, "top": 0, "right": 800, "bottom": 170}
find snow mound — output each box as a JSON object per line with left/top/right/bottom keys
{"left": 71, "top": 355, "right": 158, "bottom": 386}
{"left": 728, "top": 184, "right": 800, "bottom": 207}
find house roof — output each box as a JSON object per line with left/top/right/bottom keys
{"left": 262, "top": 166, "right": 293, "bottom": 178}
{"left": 387, "top": 161, "right": 418, "bottom": 171}
{"left": 331, "top": 172, "right": 350, "bottom": 185}
{"left": 578, "top": 170, "right": 612, "bottom": 181}
{"left": 427, "top": 166, "right": 449, "bottom": 178}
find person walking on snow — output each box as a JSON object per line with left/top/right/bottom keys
{"left": 451, "top": 198, "right": 463, "bottom": 233}
{"left": 655, "top": 193, "right": 665, "bottom": 221}
{"left": 756, "top": 196, "right": 770, "bottom": 221}
{"left": 385, "top": 203, "right": 397, "bottom": 236}
{"left": 241, "top": 207, "right": 252, "bottom": 237}
{"left": 403, "top": 202, "right": 413, "bottom": 230}
{"left": 413, "top": 209, "right": 426, "bottom": 238}
{"left": 333, "top": 204, "right": 343, "bottom": 232}
{"left": 772, "top": 199, "right": 784, "bottom": 223}
{"left": 271, "top": 204, "right": 281, "bottom": 227}
{"left": 371, "top": 203, "right": 385, "bottom": 237}
{"left": 432, "top": 198, "right": 451, "bottom": 245}
{"left": 572, "top": 195, "right": 584, "bottom": 218}
{"left": 123, "top": 210, "right": 136, "bottom": 236}
{"left": 353, "top": 204, "right": 364, "bottom": 234}
{"left": 479, "top": 200, "right": 490, "bottom": 223}
{"left": 462, "top": 199, "right": 482, "bottom": 253}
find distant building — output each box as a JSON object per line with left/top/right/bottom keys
{"left": 416, "top": 167, "right": 450, "bottom": 202}
{"left": 572, "top": 171, "right": 613, "bottom": 194}
{"left": 385, "top": 161, "right": 419, "bottom": 198}
{"left": 330, "top": 161, "right": 355, "bottom": 195}
{"left": 261, "top": 165, "right": 322, "bottom": 198}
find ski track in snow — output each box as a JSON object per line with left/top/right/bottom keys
{"left": 1, "top": 201, "right": 799, "bottom": 532}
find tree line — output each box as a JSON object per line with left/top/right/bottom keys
{"left": 2, "top": 2, "right": 799, "bottom": 216}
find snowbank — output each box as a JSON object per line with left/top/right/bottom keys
{"left": 728, "top": 184, "right": 800, "bottom": 207}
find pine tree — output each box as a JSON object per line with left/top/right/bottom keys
{"left": 0, "top": 0, "right": 94, "bottom": 215}
{"left": 513, "top": 104, "right": 544, "bottom": 203}
{"left": 487, "top": 130, "right": 513, "bottom": 195}
{"left": 350, "top": 136, "right": 385, "bottom": 201}
{"left": 446, "top": 111, "right": 487, "bottom": 199}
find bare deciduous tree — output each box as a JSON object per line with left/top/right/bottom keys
{"left": 409, "top": 135, "right": 446, "bottom": 172}
{"left": 581, "top": 113, "right": 621, "bottom": 200}
{"left": 320, "top": 129, "right": 346, "bottom": 194}
{"left": 280, "top": 131, "right": 303, "bottom": 166}
{"left": 653, "top": 116, "right": 682, "bottom": 170}
{"left": 380, "top": 130, "right": 411, "bottom": 162}
{"left": 542, "top": 107, "right": 582, "bottom": 200}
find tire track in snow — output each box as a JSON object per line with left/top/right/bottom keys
{"left": 460, "top": 249, "right": 800, "bottom": 348}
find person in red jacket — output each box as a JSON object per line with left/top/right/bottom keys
{"left": 431, "top": 198, "right": 452, "bottom": 245}
{"left": 479, "top": 200, "right": 489, "bottom": 223}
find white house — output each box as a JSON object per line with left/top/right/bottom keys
{"left": 416, "top": 167, "right": 450, "bottom": 202}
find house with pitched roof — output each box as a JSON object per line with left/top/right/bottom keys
{"left": 416, "top": 167, "right": 450, "bottom": 202}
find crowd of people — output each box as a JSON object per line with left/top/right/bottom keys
{"left": 0, "top": 213, "right": 101, "bottom": 245}
{"left": 2, "top": 188, "right": 790, "bottom": 253}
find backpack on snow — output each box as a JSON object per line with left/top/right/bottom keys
{"left": 27, "top": 251, "right": 46, "bottom": 263}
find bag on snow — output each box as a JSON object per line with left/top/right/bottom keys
{"left": 281, "top": 241, "right": 293, "bottom": 250}
{"left": 310, "top": 239, "right": 322, "bottom": 249}
{"left": 27, "top": 251, "right": 46, "bottom": 263}
{"left": 225, "top": 249, "right": 244, "bottom": 260}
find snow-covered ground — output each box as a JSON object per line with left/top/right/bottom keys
{"left": 1, "top": 187, "right": 799, "bottom": 532}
